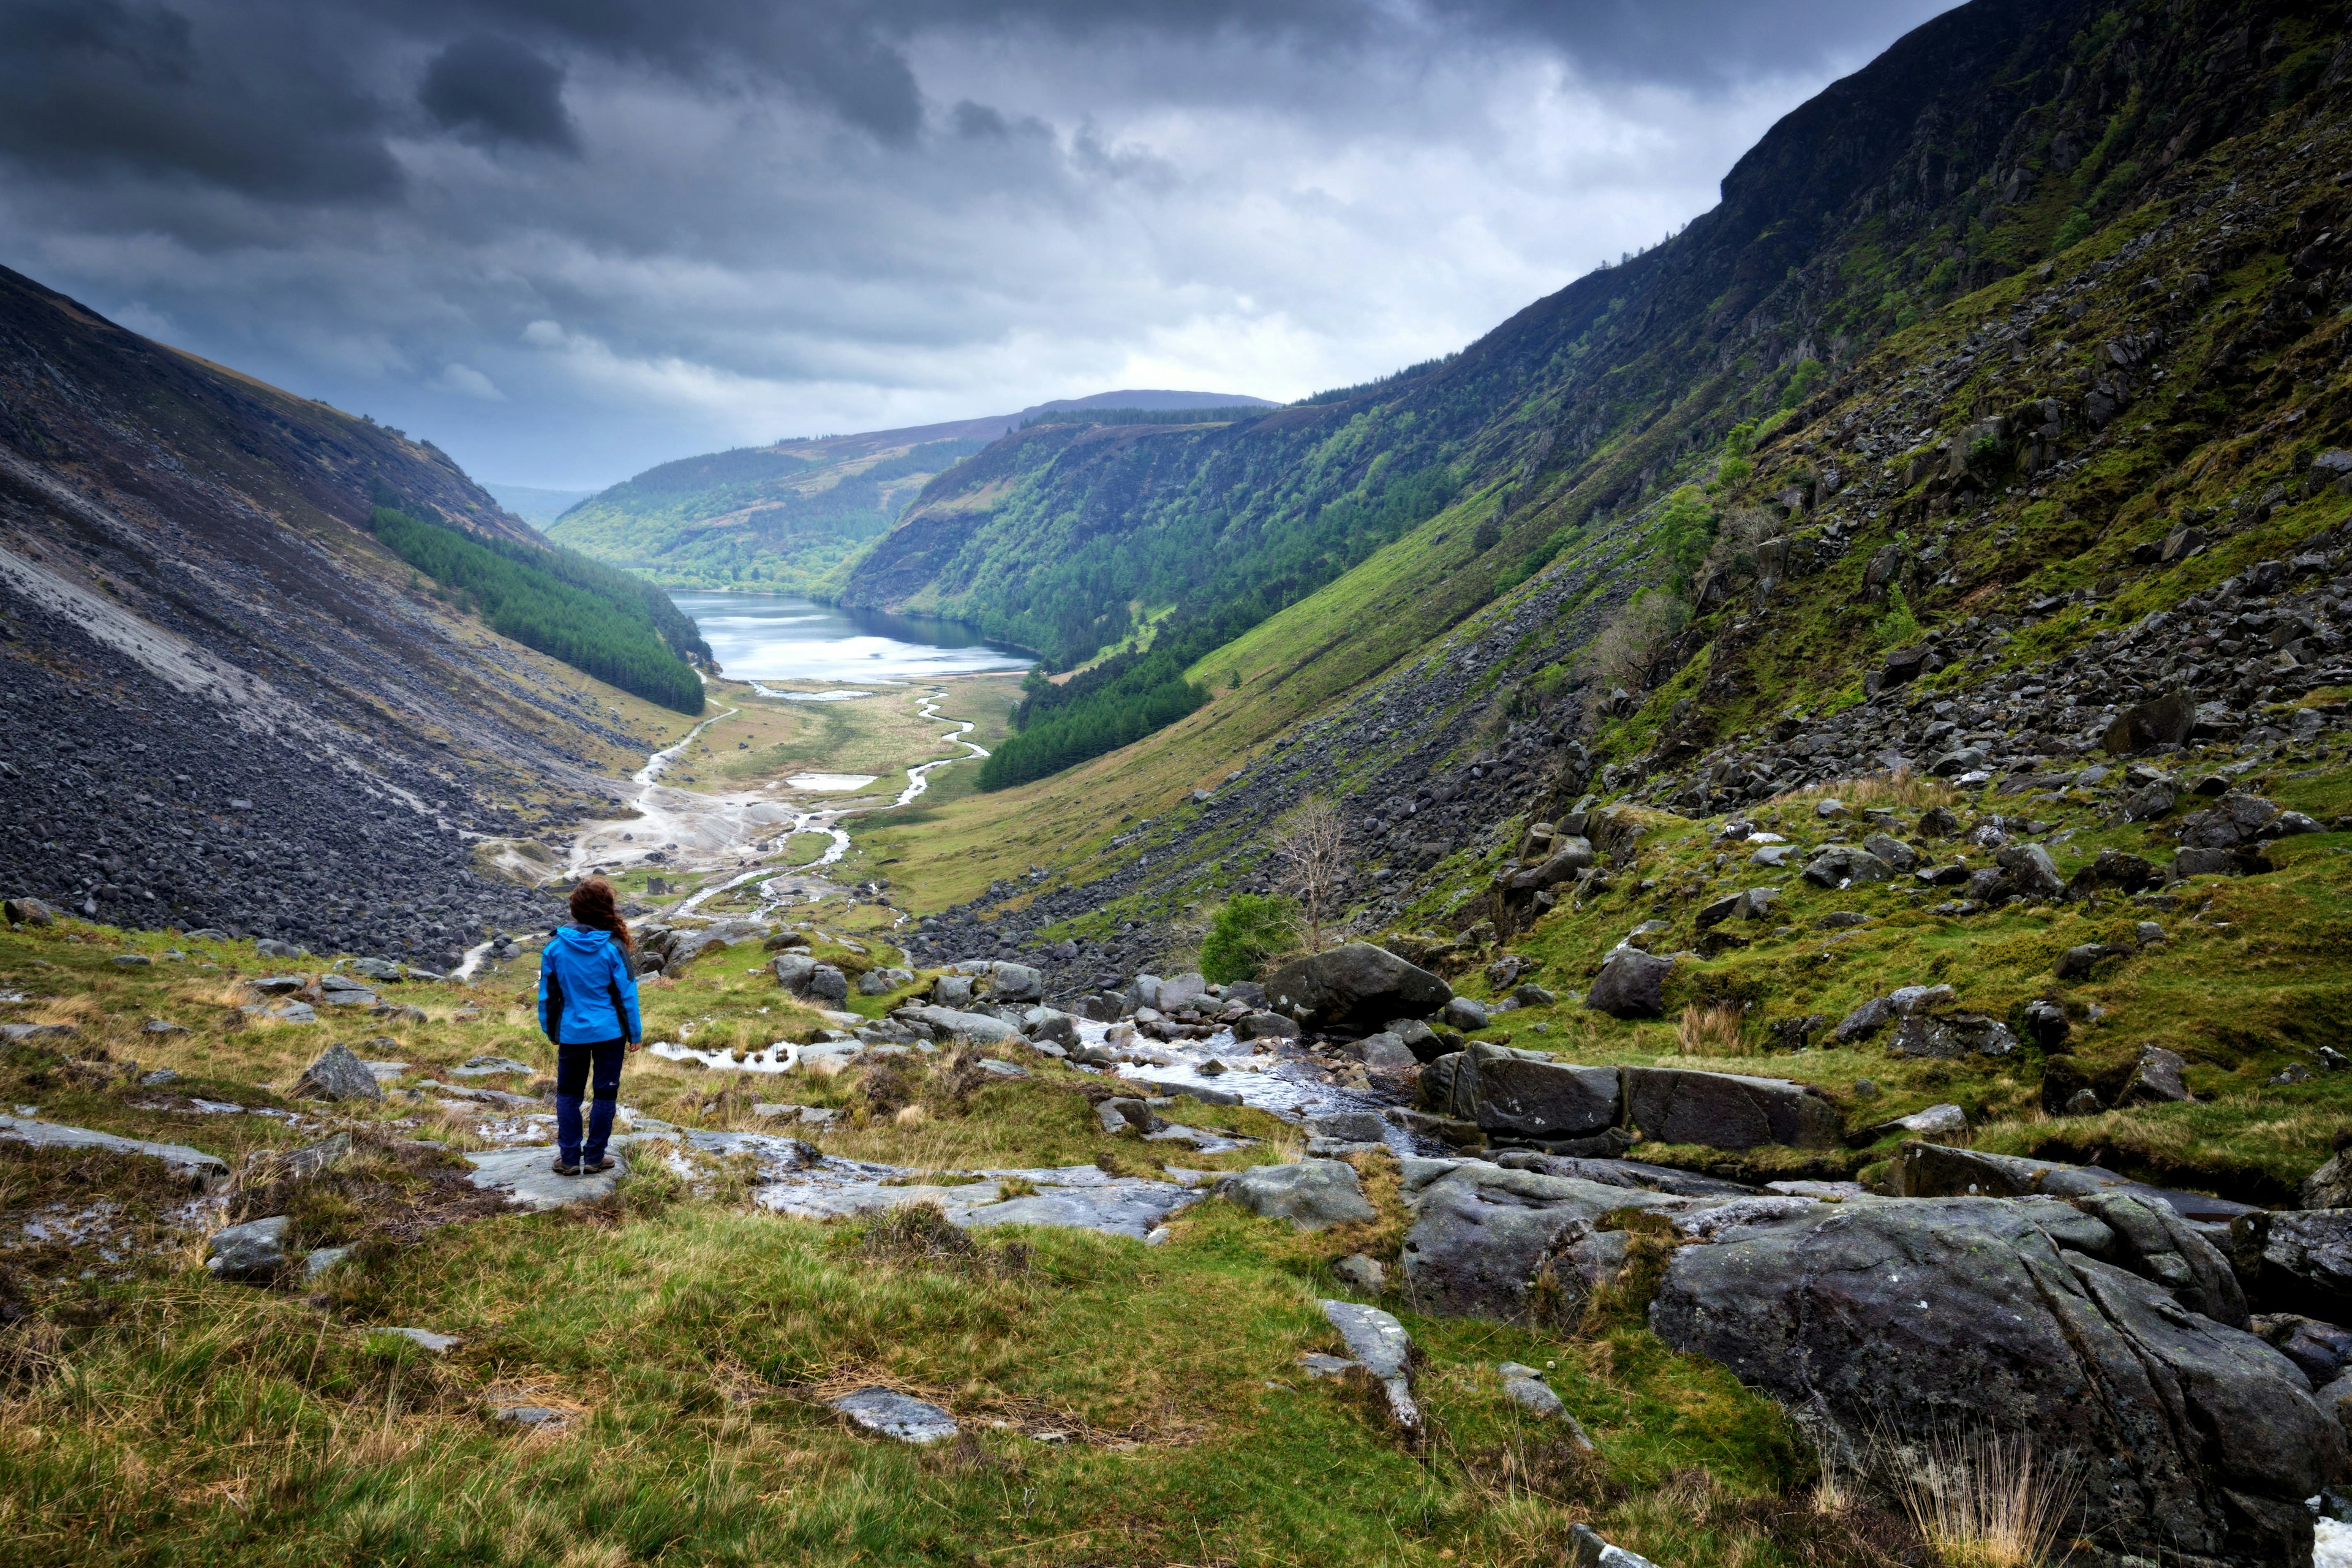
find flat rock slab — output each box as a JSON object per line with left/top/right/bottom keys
{"left": 1215, "top": 1159, "right": 1377, "bottom": 1231}
{"left": 1320, "top": 1298, "right": 1420, "bottom": 1431}
{"left": 0, "top": 1114, "right": 229, "bottom": 1185}
{"left": 453, "top": 1056, "right": 536, "bottom": 1077}
{"left": 464, "top": 1146, "right": 628, "bottom": 1209}
{"left": 831, "top": 1387, "right": 957, "bottom": 1444}
{"left": 379, "top": 1327, "right": 459, "bottom": 1352}
{"left": 751, "top": 1159, "right": 1203, "bottom": 1241}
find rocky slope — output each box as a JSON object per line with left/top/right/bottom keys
{"left": 0, "top": 266, "right": 671, "bottom": 965}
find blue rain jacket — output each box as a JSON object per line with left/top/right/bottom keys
{"left": 537, "top": 924, "right": 642, "bottom": 1046}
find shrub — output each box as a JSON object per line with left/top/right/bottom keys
{"left": 1200, "top": 895, "right": 1301, "bottom": 984}
{"left": 2051, "top": 209, "right": 2094, "bottom": 255}
{"left": 1875, "top": 584, "right": 1923, "bottom": 646}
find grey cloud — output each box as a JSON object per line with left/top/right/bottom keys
{"left": 0, "top": 0, "right": 399, "bottom": 201}
{"left": 1427, "top": 0, "right": 1956, "bottom": 85}
{"left": 420, "top": 34, "right": 579, "bottom": 152}
{"left": 0, "top": 0, "right": 1962, "bottom": 488}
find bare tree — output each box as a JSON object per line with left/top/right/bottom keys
{"left": 1578, "top": 589, "right": 1687, "bottom": 698}
{"left": 1273, "top": 794, "right": 1350, "bottom": 951}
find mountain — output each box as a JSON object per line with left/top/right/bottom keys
{"left": 543, "top": 389, "right": 1275, "bottom": 594}
{"left": 483, "top": 483, "right": 598, "bottom": 526}
{"left": 867, "top": 0, "right": 2352, "bottom": 983}
{"left": 0, "top": 265, "right": 696, "bottom": 964}
{"left": 844, "top": 0, "right": 2348, "bottom": 797}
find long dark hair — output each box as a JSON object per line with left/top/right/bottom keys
{"left": 568, "top": 877, "right": 633, "bottom": 952}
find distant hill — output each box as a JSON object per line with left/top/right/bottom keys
{"left": 545, "top": 390, "right": 1274, "bottom": 594}
{"left": 484, "top": 483, "right": 598, "bottom": 526}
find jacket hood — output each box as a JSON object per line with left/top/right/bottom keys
{"left": 554, "top": 924, "right": 613, "bottom": 951}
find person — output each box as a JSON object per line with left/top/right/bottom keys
{"left": 537, "top": 877, "right": 643, "bottom": 1176}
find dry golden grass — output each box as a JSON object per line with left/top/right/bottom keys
{"left": 1676, "top": 1003, "right": 1750, "bottom": 1057}
{"left": 1881, "top": 1428, "right": 2081, "bottom": 1568}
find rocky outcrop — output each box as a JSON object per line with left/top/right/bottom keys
{"left": 1651, "top": 1196, "right": 2339, "bottom": 1568}
{"left": 1620, "top": 1067, "right": 1838, "bottom": 1150}
{"left": 1419, "top": 1044, "right": 1620, "bottom": 1143}
{"left": 1397, "top": 1157, "right": 1668, "bottom": 1322}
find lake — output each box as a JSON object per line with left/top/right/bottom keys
{"left": 669, "top": 591, "right": 1035, "bottom": 682}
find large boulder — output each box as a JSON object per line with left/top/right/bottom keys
{"left": 1397, "top": 1158, "right": 1672, "bottom": 1322}
{"left": 1583, "top": 949, "right": 1671, "bottom": 1019}
{"left": 291, "top": 1042, "right": 383, "bottom": 1103}
{"left": 1621, "top": 1067, "right": 1838, "bottom": 1150}
{"left": 1419, "top": 1044, "right": 1620, "bottom": 1142}
{"left": 950, "top": 960, "right": 1044, "bottom": 1003}
{"left": 2102, "top": 688, "right": 2198, "bottom": 754}
{"left": 1883, "top": 1141, "right": 2274, "bottom": 1228}
{"left": 1651, "top": 1196, "right": 2339, "bottom": 1567}
{"left": 1261, "top": 943, "right": 1450, "bottom": 1031}
{"left": 1215, "top": 1159, "right": 1377, "bottom": 1231}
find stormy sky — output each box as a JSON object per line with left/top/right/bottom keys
{"left": 0, "top": 1, "right": 1953, "bottom": 489}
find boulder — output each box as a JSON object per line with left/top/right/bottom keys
{"left": 2256, "top": 1314, "right": 2352, "bottom": 1387}
{"left": 1262, "top": 943, "right": 1450, "bottom": 1031}
{"left": 1441, "top": 997, "right": 1488, "bottom": 1032}
{"left": 952, "top": 960, "right": 1044, "bottom": 1003}
{"left": 1382, "top": 1017, "right": 1447, "bottom": 1061}
{"left": 929, "top": 973, "right": 975, "bottom": 1007}
{"left": 5, "top": 895, "right": 56, "bottom": 925}
{"left": 207, "top": 1215, "right": 291, "bottom": 1280}
{"left": 2230, "top": 1211, "right": 2352, "bottom": 1323}
{"left": 1651, "top": 1196, "right": 2337, "bottom": 1567}
{"left": 1018, "top": 1008, "right": 1079, "bottom": 1048}
{"left": 1860, "top": 835, "right": 1918, "bottom": 875}
{"left": 1503, "top": 839, "right": 1594, "bottom": 891}
{"left": 1346, "top": 1031, "right": 1419, "bottom": 1072}
{"left": 1888, "top": 1142, "right": 2259, "bottom": 1226}
{"left": 1621, "top": 1068, "right": 1838, "bottom": 1150}
{"left": 2119, "top": 1045, "right": 2192, "bottom": 1105}
{"left": 1696, "top": 886, "right": 1779, "bottom": 929}
{"left": 1800, "top": 845, "right": 1895, "bottom": 888}
{"left": 1885, "top": 1013, "right": 2018, "bottom": 1060}
{"left": 1234, "top": 1009, "right": 1301, "bottom": 1041}
{"left": 2306, "top": 1155, "right": 2352, "bottom": 1211}
{"left": 2102, "top": 688, "right": 2198, "bottom": 753}
{"left": 1997, "top": 842, "right": 2065, "bottom": 899}
{"left": 292, "top": 1042, "right": 383, "bottom": 1103}
{"left": 1215, "top": 1159, "right": 1376, "bottom": 1231}
{"left": 1583, "top": 950, "right": 1671, "bottom": 1019}
{"left": 893, "top": 1005, "right": 1022, "bottom": 1045}
{"left": 1420, "top": 1044, "right": 1620, "bottom": 1142}
{"left": 1305, "top": 1111, "right": 1390, "bottom": 1145}
{"left": 856, "top": 967, "right": 914, "bottom": 996}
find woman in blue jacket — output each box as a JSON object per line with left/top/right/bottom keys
{"left": 537, "top": 877, "right": 643, "bottom": 1175}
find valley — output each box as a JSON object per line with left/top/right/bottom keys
{"left": 12, "top": 3, "right": 2352, "bottom": 1567}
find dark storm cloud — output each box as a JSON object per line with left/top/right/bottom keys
{"left": 0, "top": 0, "right": 399, "bottom": 200}
{"left": 0, "top": 0, "right": 1958, "bottom": 487}
{"left": 420, "top": 34, "right": 580, "bottom": 153}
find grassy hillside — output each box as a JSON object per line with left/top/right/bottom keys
{"left": 547, "top": 437, "right": 989, "bottom": 594}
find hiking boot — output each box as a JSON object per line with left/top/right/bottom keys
{"left": 585, "top": 1156, "right": 614, "bottom": 1173}
{"left": 552, "top": 1159, "right": 584, "bottom": 1177}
